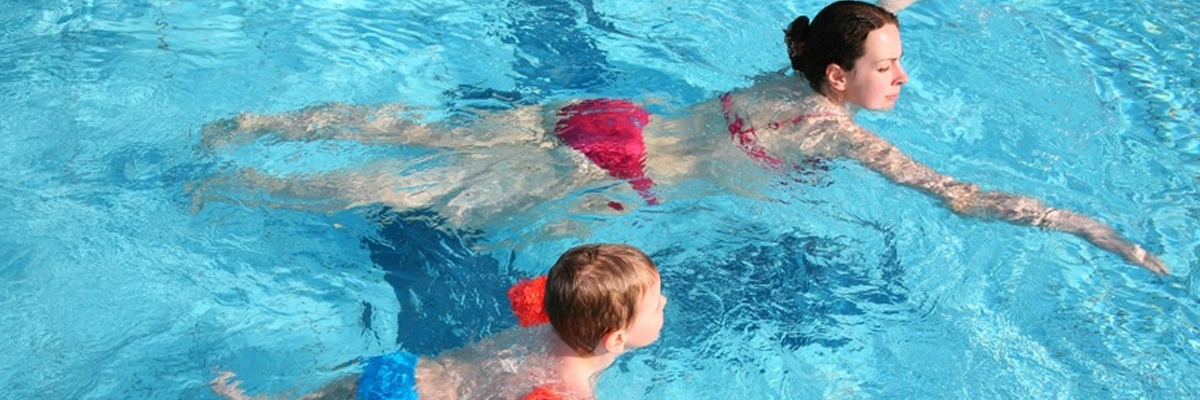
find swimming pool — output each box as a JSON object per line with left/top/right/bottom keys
{"left": 1, "top": 0, "right": 1197, "bottom": 398}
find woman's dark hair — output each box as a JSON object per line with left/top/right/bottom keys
{"left": 785, "top": 1, "right": 899, "bottom": 94}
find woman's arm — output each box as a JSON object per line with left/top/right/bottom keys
{"left": 877, "top": 0, "right": 922, "bottom": 13}
{"left": 878, "top": 0, "right": 921, "bottom": 13}
{"left": 838, "top": 124, "right": 1168, "bottom": 274}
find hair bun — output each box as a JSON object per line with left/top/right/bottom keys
{"left": 785, "top": 16, "right": 811, "bottom": 70}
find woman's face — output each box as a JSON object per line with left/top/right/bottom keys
{"left": 842, "top": 23, "right": 908, "bottom": 110}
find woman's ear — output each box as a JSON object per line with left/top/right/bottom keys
{"left": 826, "top": 63, "right": 848, "bottom": 93}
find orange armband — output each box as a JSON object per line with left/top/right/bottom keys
{"left": 518, "top": 386, "right": 565, "bottom": 400}
{"left": 508, "top": 276, "right": 549, "bottom": 327}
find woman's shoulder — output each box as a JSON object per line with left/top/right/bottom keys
{"left": 724, "top": 75, "right": 846, "bottom": 124}
{"left": 741, "top": 72, "right": 812, "bottom": 97}
{"left": 725, "top": 74, "right": 818, "bottom": 106}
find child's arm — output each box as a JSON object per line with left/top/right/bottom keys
{"left": 211, "top": 370, "right": 361, "bottom": 400}
{"left": 418, "top": 325, "right": 556, "bottom": 400}
{"left": 210, "top": 371, "right": 268, "bottom": 400}
{"left": 298, "top": 375, "right": 360, "bottom": 400}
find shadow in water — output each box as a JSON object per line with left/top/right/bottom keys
{"left": 359, "top": 207, "right": 517, "bottom": 355}
{"left": 444, "top": 0, "right": 704, "bottom": 108}
{"left": 656, "top": 219, "right": 909, "bottom": 353}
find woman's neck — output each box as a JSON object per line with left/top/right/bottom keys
{"left": 842, "top": 100, "right": 861, "bottom": 116}
{"left": 782, "top": 73, "right": 855, "bottom": 117}
{"left": 810, "top": 89, "right": 856, "bottom": 118}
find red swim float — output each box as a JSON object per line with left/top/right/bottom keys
{"left": 508, "top": 275, "right": 550, "bottom": 327}
{"left": 518, "top": 386, "right": 565, "bottom": 400}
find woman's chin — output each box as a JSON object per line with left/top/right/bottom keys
{"left": 869, "top": 98, "right": 899, "bottom": 111}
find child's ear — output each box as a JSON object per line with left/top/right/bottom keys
{"left": 599, "top": 330, "right": 627, "bottom": 354}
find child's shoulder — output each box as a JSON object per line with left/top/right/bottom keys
{"left": 517, "top": 386, "right": 595, "bottom": 400}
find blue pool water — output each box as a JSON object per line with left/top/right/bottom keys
{"left": 2, "top": 0, "right": 1198, "bottom": 399}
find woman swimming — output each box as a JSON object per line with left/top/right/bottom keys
{"left": 197, "top": 0, "right": 1168, "bottom": 274}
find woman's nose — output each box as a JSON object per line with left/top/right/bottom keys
{"left": 895, "top": 64, "right": 909, "bottom": 85}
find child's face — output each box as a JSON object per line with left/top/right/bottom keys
{"left": 624, "top": 273, "right": 667, "bottom": 349}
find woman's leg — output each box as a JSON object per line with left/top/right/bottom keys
{"left": 201, "top": 103, "right": 553, "bottom": 150}
{"left": 190, "top": 145, "right": 607, "bottom": 230}
{"left": 189, "top": 155, "right": 453, "bottom": 214}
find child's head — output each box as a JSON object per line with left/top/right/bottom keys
{"left": 545, "top": 244, "right": 666, "bottom": 355}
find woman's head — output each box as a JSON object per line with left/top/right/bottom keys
{"left": 785, "top": 1, "right": 908, "bottom": 110}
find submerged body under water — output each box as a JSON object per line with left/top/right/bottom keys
{"left": 0, "top": 0, "right": 1197, "bottom": 399}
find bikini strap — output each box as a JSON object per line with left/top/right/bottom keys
{"left": 719, "top": 92, "right": 843, "bottom": 177}
{"left": 720, "top": 93, "right": 786, "bottom": 168}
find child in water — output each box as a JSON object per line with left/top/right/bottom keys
{"left": 211, "top": 243, "right": 668, "bottom": 400}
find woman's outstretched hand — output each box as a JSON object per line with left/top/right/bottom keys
{"left": 1047, "top": 209, "right": 1169, "bottom": 275}
{"left": 1080, "top": 222, "right": 1170, "bottom": 275}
